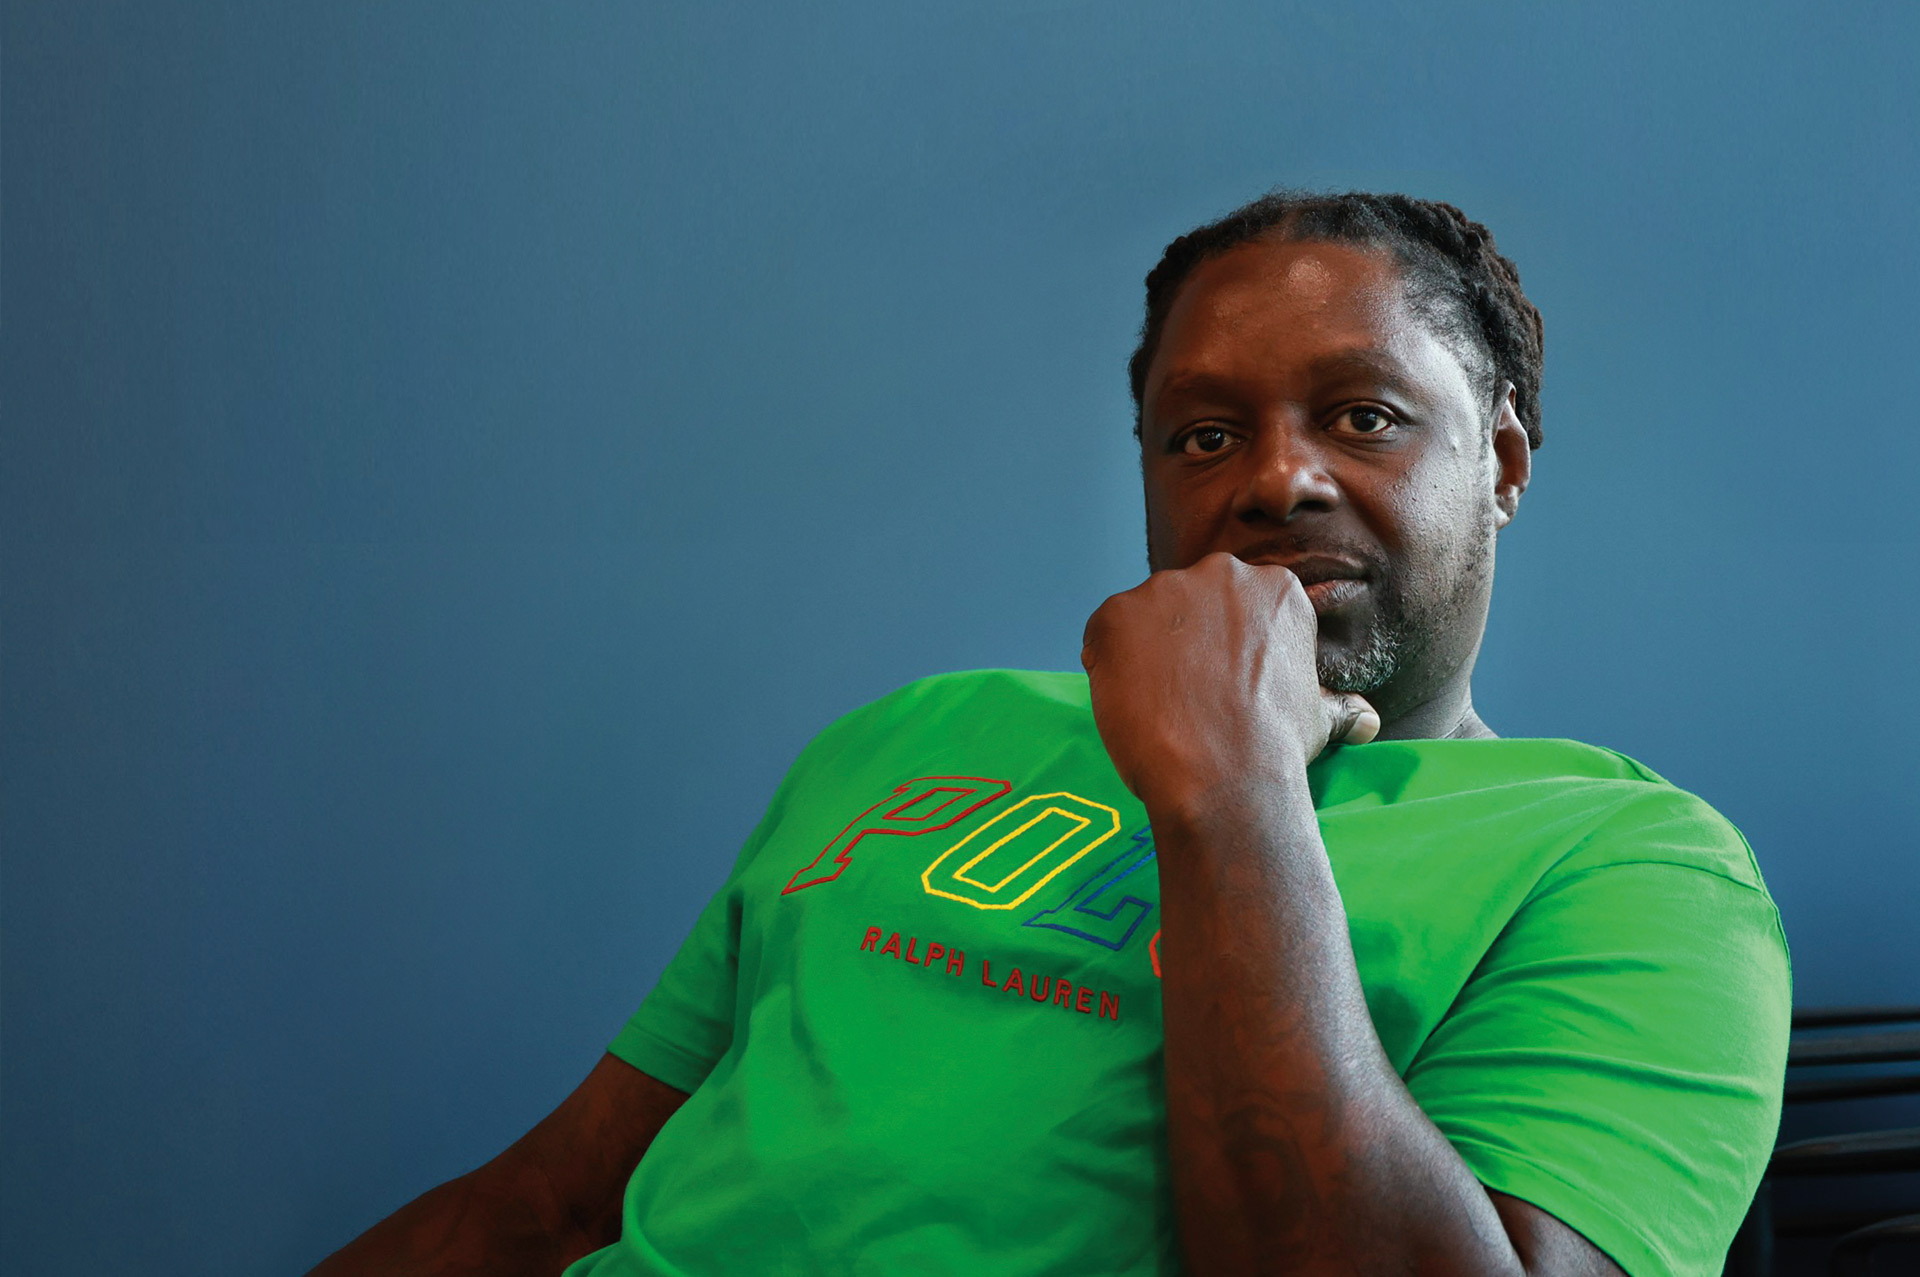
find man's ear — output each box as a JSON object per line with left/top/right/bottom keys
{"left": 1489, "top": 383, "right": 1531, "bottom": 530}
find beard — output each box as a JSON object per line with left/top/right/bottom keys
{"left": 1316, "top": 598, "right": 1415, "bottom": 694}
{"left": 1317, "top": 526, "right": 1491, "bottom": 697}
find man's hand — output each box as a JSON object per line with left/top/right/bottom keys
{"left": 1080, "top": 552, "right": 1379, "bottom": 814}
{"left": 1093, "top": 555, "right": 1626, "bottom": 1277}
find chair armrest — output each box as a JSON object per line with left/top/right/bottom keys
{"left": 1788, "top": 1027, "right": 1920, "bottom": 1067}
{"left": 1769, "top": 1127, "right": 1920, "bottom": 1176}
{"left": 1829, "top": 1212, "right": 1920, "bottom": 1277}
{"left": 1792, "top": 1006, "right": 1920, "bottom": 1030}
{"left": 1784, "top": 1071, "right": 1920, "bottom": 1103}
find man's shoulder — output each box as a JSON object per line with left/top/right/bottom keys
{"left": 1335, "top": 736, "right": 1770, "bottom": 897}
{"left": 883, "top": 667, "right": 1090, "bottom": 708}
{"left": 828, "top": 667, "right": 1089, "bottom": 729}
{"left": 793, "top": 668, "right": 1093, "bottom": 767}
{"left": 1471, "top": 738, "right": 1768, "bottom": 899}
{"left": 1551, "top": 770, "right": 1770, "bottom": 895}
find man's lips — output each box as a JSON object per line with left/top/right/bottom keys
{"left": 1302, "top": 577, "right": 1369, "bottom": 611}
{"left": 1233, "top": 552, "right": 1373, "bottom": 612}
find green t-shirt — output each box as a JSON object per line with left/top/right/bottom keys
{"left": 563, "top": 669, "right": 1790, "bottom": 1277}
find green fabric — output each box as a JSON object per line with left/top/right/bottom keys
{"left": 563, "top": 669, "right": 1789, "bottom": 1277}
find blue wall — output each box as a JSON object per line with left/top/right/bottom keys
{"left": 5, "top": 2, "right": 1916, "bottom": 1271}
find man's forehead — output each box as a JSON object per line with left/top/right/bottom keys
{"left": 1173, "top": 238, "right": 1407, "bottom": 330}
{"left": 1148, "top": 240, "right": 1476, "bottom": 408}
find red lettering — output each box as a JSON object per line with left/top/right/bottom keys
{"left": 860, "top": 927, "right": 881, "bottom": 953}
{"left": 979, "top": 958, "right": 995, "bottom": 986}
{"left": 1053, "top": 979, "right": 1073, "bottom": 1007}
{"left": 879, "top": 932, "right": 901, "bottom": 958}
{"left": 1003, "top": 967, "right": 1026, "bottom": 997}
{"left": 903, "top": 937, "right": 920, "bottom": 964}
{"left": 1099, "top": 991, "right": 1120, "bottom": 1021}
{"left": 947, "top": 949, "right": 966, "bottom": 977}
{"left": 1149, "top": 928, "right": 1162, "bottom": 978}
{"left": 783, "top": 776, "right": 1012, "bottom": 893}
{"left": 1029, "top": 976, "right": 1051, "bottom": 1002}
{"left": 1076, "top": 987, "right": 1093, "bottom": 1014}
{"left": 925, "top": 942, "right": 945, "bottom": 967}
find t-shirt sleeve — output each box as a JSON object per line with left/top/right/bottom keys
{"left": 606, "top": 868, "right": 745, "bottom": 1094}
{"left": 602, "top": 679, "right": 924, "bottom": 1094}
{"left": 605, "top": 753, "right": 809, "bottom": 1094}
{"left": 1402, "top": 789, "right": 1791, "bottom": 1277}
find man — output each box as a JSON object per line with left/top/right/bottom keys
{"left": 311, "top": 191, "right": 1789, "bottom": 1276}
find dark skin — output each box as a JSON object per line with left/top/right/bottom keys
{"left": 314, "top": 235, "right": 1623, "bottom": 1276}
{"left": 307, "top": 1055, "right": 687, "bottom": 1274}
{"left": 1082, "top": 235, "right": 1627, "bottom": 1275}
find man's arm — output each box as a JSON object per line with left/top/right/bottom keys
{"left": 1151, "top": 781, "right": 1623, "bottom": 1276}
{"left": 1081, "top": 554, "right": 1626, "bottom": 1276}
{"left": 307, "top": 1053, "right": 688, "bottom": 1277}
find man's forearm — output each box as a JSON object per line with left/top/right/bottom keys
{"left": 306, "top": 1165, "right": 597, "bottom": 1277}
{"left": 1152, "top": 763, "right": 1527, "bottom": 1277}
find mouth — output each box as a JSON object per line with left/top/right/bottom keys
{"left": 1229, "top": 547, "right": 1375, "bottom": 613}
{"left": 1303, "top": 577, "right": 1369, "bottom": 612}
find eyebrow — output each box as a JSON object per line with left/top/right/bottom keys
{"left": 1152, "top": 349, "right": 1428, "bottom": 411}
{"left": 1152, "top": 370, "right": 1249, "bottom": 405}
{"left": 1300, "top": 349, "right": 1427, "bottom": 398}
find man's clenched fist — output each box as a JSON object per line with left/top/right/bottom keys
{"left": 1081, "top": 552, "right": 1380, "bottom": 815}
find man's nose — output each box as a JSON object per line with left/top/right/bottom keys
{"left": 1232, "top": 422, "right": 1342, "bottom": 525}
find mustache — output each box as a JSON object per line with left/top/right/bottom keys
{"left": 1231, "top": 538, "right": 1385, "bottom": 581}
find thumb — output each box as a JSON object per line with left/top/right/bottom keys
{"left": 1323, "top": 690, "right": 1381, "bottom": 747}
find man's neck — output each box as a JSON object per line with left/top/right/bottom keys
{"left": 1371, "top": 680, "right": 1497, "bottom": 742}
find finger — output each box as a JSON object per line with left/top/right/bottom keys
{"left": 1081, "top": 592, "right": 1132, "bottom": 670}
{"left": 1324, "top": 691, "right": 1381, "bottom": 746}
{"left": 1080, "top": 609, "right": 1106, "bottom": 671}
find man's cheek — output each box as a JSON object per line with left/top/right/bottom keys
{"left": 1144, "top": 490, "right": 1221, "bottom": 570}
{"left": 1141, "top": 494, "right": 1176, "bottom": 568}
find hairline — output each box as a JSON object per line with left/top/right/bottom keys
{"left": 1131, "top": 230, "right": 1502, "bottom": 441}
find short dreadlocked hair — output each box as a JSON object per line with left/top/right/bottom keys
{"left": 1127, "top": 189, "right": 1545, "bottom": 449}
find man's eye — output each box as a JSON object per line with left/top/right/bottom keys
{"left": 1341, "top": 407, "right": 1396, "bottom": 435}
{"left": 1179, "top": 426, "right": 1237, "bottom": 456}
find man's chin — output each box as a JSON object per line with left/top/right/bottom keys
{"left": 1315, "top": 630, "right": 1401, "bottom": 697}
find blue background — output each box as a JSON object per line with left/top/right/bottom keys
{"left": 5, "top": 2, "right": 1916, "bottom": 1272}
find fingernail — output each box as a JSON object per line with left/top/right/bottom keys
{"left": 1351, "top": 709, "right": 1381, "bottom": 745}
